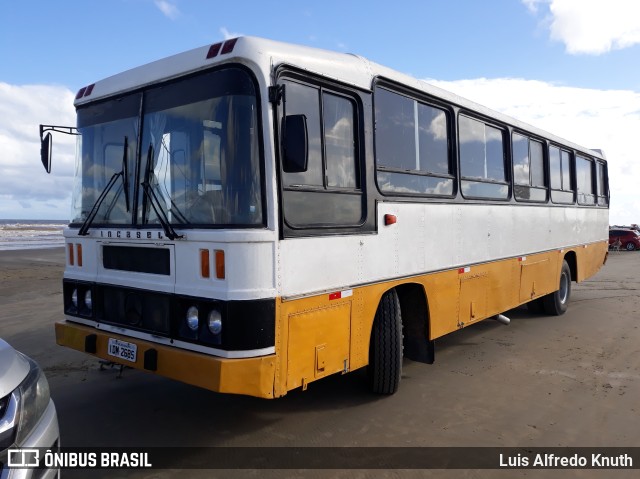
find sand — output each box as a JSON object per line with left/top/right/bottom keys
{"left": 0, "top": 248, "right": 67, "bottom": 361}
{"left": 1, "top": 247, "right": 639, "bottom": 478}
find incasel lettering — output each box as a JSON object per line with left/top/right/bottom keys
{"left": 100, "top": 230, "right": 164, "bottom": 240}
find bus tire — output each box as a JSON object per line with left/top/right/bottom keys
{"left": 368, "top": 289, "right": 403, "bottom": 395}
{"left": 542, "top": 260, "right": 572, "bottom": 316}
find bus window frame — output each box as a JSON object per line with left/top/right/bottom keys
{"left": 595, "top": 160, "right": 609, "bottom": 206}
{"left": 511, "top": 130, "right": 549, "bottom": 204}
{"left": 279, "top": 78, "right": 362, "bottom": 193}
{"left": 372, "top": 82, "right": 456, "bottom": 199}
{"left": 274, "top": 67, "right": 370, "bottom": 235}
{"left": 457, "top": 112, "right": 510, "bottom": 201}
{"left": 548, "top": 143, "right": 576, "bottom": 205}
{"left": 575, "top": 154, "right": 597, "bottom": 206}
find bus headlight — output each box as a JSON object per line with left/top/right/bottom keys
{"left": 208, "top": 310, "right": 222, "bottom": 335}
{"left": 186, "top": 306, "right": 199, "bottom": 331}
{"left": 84, "top": 290, "right": 92, "bottom": 312}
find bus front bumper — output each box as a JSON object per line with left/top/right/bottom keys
{"left": 55, "top": 321, "right": 277, "bottom": 399}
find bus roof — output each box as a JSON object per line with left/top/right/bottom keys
{"left": 74, "top": 36, "right": 605, "bottom": 161}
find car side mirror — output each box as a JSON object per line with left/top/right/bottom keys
{"left": 282, "top": 114, "right": 308, "bottom": 173}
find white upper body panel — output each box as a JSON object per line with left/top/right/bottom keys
{"left": 278, "top": 202, "right": 609, "bottom": 298}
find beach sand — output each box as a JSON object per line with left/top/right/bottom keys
{"left": 0, "top": 248, "right": 67, "bottom": 362}
{"left": 0, "top": 248, "right": 100, "bottom": 392}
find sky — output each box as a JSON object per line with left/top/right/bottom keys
{"left": 0, "top": 0, "right": 639, "bottom": 225}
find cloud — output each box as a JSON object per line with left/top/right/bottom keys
{"left": 426, "top": 77, "right": 640, "bottom": 225}
{"left": 0, "top": 83, "right": 76, "bottom": 219}
{"left": 523, "top": 0, "right": 640, "bottom": 54}
{"left": 220, "top": 27, "right": 243, "bottom": 40}
{"left": 521, "top": 0, "right": 542, "bottom": 13}
{"left": 154, "top": 0, "right": 180, "bottom": 20}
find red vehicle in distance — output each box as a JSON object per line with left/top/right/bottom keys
{"left": 609, "top": 228, "right": 640, "bottom": 251}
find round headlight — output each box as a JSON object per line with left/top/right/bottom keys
{"left": 84, "top": 290, "right": 92, "bottom": 310}
{"left": 186, "top": 306, "right": 199, "bottom": 331}
{"left": 208, "top": 310, "right": 222, "bottom": 335}
{"left": 71, "top": 288, "right": 78, "bottom": 308}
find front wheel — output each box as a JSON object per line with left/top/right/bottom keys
{"left": 368, "top": 289, "right": 403, "bottom": 395}
{"left": 542, "top": 260, "right": 572, "bottom": 316}
{"left": 626, "top": 242, "right": 636, "bottom": 251}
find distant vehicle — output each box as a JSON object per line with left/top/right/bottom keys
{"left": 610, "top": 224, "right": 639, "bottom": 231}
{"left": 0, "top": 339, "right": 59, "bottom": 479}
{"left": 609, "top": 229, "right": 640, "bottom": 251}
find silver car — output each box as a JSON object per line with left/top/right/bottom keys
{"left": 0, "top": 339, "right": 59, "bottom": 479}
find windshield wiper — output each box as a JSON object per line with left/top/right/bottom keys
{"left": 78, "top": 137, "right": 130, "bottom": 236}
{"left": 141, "top": 144, "right": 183, "bottom": 240}
{"left": 122, "top": 136, "right": 130, "bottom": 212}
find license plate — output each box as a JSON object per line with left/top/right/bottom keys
{"left": 107, "top": 338, "right": 137, "bottom": 363}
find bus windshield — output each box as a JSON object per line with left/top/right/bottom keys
{"left": 72, "top": 67, "right": 264, "bottom": 228}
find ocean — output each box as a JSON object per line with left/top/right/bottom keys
{"left": 0, "top": 220, "right": 67, "bottom": 251}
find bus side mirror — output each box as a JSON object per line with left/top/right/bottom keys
{"left": 41, "top": 132, "right": 52, "bottom": 174}
{"left": 282, "top": 114, "right": 308, "bottom": 173}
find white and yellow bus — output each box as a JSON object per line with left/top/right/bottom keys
{"left": 41, "top": 37, "right": 609, "bottom": 398}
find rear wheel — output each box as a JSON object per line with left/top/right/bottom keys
{"left": 368, "top": 289, "right": 403, "bottom": 395}
{"left": 542, "top": 260, "right": 572, "bottom": 316}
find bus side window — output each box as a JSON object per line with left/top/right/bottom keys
{"left": 576, "top": 155, "right": 595, "bottom": 205}
{"left": 512, "top": 133, "right": 546, "bottom": 202}
{"left": 374, "top": 86, "right": 453, "bottom": 196}
{"left": 279, "top": 78, "right": 364, "bottom": 230}
{"left": 281, "top": 81, "right": 324, "bottom": 188}
{"left": 323, "top": 93, "right": 357, "bottom": 188}
{"left": 596, "top": 161, "right": 608, "bottom": 206}
{"left": 459, "top": 115, "right": 508, "bottom": 199}
{"left": 561, "top": 150, "right": 572, "bottom": 192}
{"left": 550, "top": 145, "right": 575, "bottom": 204}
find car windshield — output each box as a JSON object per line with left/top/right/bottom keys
{"left": 71, "top": 67, "right": 264, "bottom": 228}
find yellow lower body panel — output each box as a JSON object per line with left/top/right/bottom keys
{"left": 273, "top": 240, "right": 609, "bottom": 396}
{"left": 55, "top": 321, "right": 277, "bottom": 398}
{"left": 56, "top": 241, "right": 608, "bottom": 399}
